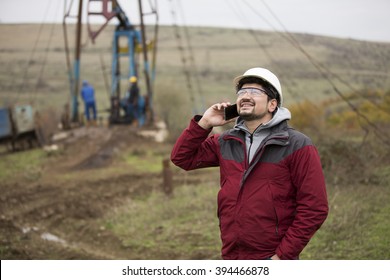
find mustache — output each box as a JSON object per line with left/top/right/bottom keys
{"left": 239, "top": 98, "right": 255, "bottom": 106}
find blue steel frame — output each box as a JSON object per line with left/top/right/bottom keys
{"left": 111, "top": 29, "right": 142, "bottom": 98}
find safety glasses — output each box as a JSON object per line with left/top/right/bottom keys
{"left": 236, "top": 87, "right": 269, "bottom": 97}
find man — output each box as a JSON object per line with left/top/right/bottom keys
{"left": 171, "top": 67, "right": 328, "bottom": 260}
{"left": 81, "top": 80, "right": 97, "bottom": 124}
{"left": 128, "top": 76, "right": 140, "bottom": 124}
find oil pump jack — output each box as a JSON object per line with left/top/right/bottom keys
{"left": 63, "top": 0, "right": 158, "bottom": 126}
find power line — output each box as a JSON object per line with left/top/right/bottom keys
{"left": 168, "top": 0, "right": 199, "bottom": 114}
{"left": 244, "top": 0, "right": 390, "bottom": 146}
{"left": 226, "top": 0, "right": 305, "bottom": 118}
{"left": 14, "top": 0, "right": 53, "bottom": 104}
{"left": 176, "top": 0, "right": 205, "bottom": 112}
{"left": 31, "top": 0, "right": 63, "bottom": 105}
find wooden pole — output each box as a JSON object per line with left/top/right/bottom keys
{"left": 162, "top": 159, "right": 173, "bottom": 196}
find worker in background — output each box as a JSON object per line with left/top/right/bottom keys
{"left": 81, "top": 80, "right": 97, "bottom": 126}
{"left": 127, "top": 76, "right": 140, "bottom": 126}
{"left": 137, "top": 93, "right": 146, "bottom": 127}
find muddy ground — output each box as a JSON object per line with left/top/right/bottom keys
{"left": 0, "top": 124, "right": 202, "bottom": 260}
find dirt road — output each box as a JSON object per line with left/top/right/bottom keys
{"left": 0, "top": 125, "right": 180, "bottom": 259}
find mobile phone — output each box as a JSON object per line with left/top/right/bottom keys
{"left": 224, "top": 104, "right": 239, "bottom": 121}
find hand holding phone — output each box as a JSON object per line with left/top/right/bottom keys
{"left": 199, "top": 102, "right": 238, "bottom": 129}
{"left": 224, "top": 104, "right": 239, "bottom": 121}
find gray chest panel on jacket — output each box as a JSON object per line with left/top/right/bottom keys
{"left": 218, "top": 125, "right": 313, "bottom": 165}
{"left": 218, "top": 132, "right": 245, "bottom": 163}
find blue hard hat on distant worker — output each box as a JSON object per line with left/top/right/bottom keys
{"left": 129, "top": 76, "right": 137, "bottom": 83}
{"left": 233, "top": 67, "right": 283, "bottom": 106}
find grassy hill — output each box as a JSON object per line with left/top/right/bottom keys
{"left": 1, "top": 24, "right": 389, "bottom": 117}
{"left": 1, "top": 24, "right": 390, "bottom": 260}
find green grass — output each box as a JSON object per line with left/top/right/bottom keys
{"left": 103, "top": 166, "right": 390, "bottom": 260}
{"left": 1, "top": 24, "right": 390, "bottom": 260}
{"left": 301, "top": 183, "right": 390, "bottom": 259}
{"left": 369, "top": 166, "right": 390, "bottom": 186}
{"left": 122, "top": 149, "right": 165, "bottom": 174}
{"left": 2, "top": 24, "right": 390, "bottom": 121}
{"left": 0, "top": 149, "right": 46, "bottom": 182}
{"left": 103, "top": 182, "right": 221, "bottom": 259}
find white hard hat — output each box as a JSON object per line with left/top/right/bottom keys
{"left": 233, "top": 67, "right": 283, "bottom": 106}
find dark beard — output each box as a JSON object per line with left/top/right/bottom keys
{"left": 239, "top": 111, "right": 267, "bottom": 121}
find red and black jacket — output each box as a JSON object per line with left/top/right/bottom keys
{"left": 171, "top": 117, "right": 329, "bottom": 259}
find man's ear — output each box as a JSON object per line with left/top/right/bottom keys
{"left": 268, "top": 99, "right": 278, "bottom": 113}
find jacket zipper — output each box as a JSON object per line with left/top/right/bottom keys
{"left": 245, "top": 122, "right": 265, "bottom": 165}
{"left": 238, "top": 135, "right": 288, "bottom": 187}
{"left": 247, "top": 133, "right": 254, "bottom": 165}
{"left": 223, "top": 128, "right": 289, "bottom": 238}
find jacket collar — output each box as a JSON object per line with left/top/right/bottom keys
{"left": 223, "top": 120, "right": 290, "bottom": 145}
{"left": 233, "top": 106, "right": 291, "bottom": 135}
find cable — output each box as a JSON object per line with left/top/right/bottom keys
{"left": 227, "top": 0, "right": 306, "bottom": 117}
{"left": 253, "top": 0, "right": 390, "bottom": 146}
{"left": 176, "top": 0, "right": 205, "bottom": 111}
{"left": 62, "top": 0, "right": 74, "bottom": 106}
{"left": 168, "top": 0, "right": 199, "bottom": 114}
{"left": 144, "top": 0, "right": 159, "bottom": 92}
{"left": 99, "top": 52, "right": 111, "bottom": 111}
{"left": 31, "top": 0, "right": 62, "bottom": 105}
{"left": 14, "top": 0, "right": 53, "bottom": 104}
{"left": 257, "top": 0, "right": 389, "bottom": 96}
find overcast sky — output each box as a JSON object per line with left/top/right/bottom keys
{"left": 0, "top": 0, "right": 389, "bottom": 42}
